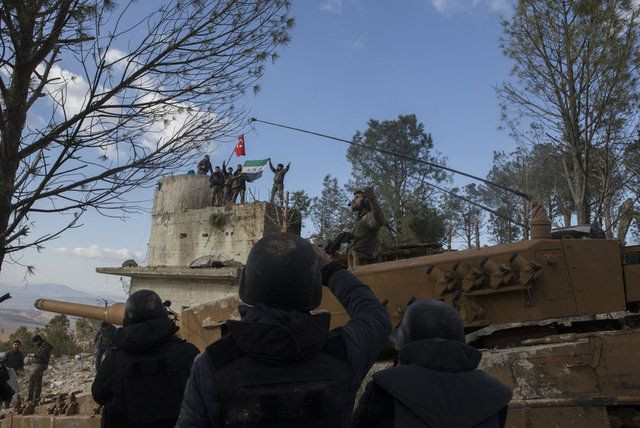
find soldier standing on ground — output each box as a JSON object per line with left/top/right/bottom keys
{"left": 93, "top": 322, "right": 117, "bottom": 372}
{"left": 231, "top": 164, "right": 246, "bottom": 204}
{"left": 197, "top": 155, "right": 212, "bottom": 175}
{"left": 268, "top": 159, "right": 290, "bottom": 205}
{"left": 353, "top": 300, "right": 512, "bottom": 427}
{"left": 177, "top": 233, "right": 391, "bottom": 427}
{"left": 27, "top": 335, "right": 52, "bottom": 401}
{"left": 92, "top": 290, "right": 199, "bottom": 427}
{"left": 209, "top": 166, "right": 225, "bottom": 206}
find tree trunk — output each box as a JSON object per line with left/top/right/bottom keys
{"left": 474, "top": 221, "right": 480, "bottom": 248}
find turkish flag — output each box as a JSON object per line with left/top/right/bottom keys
{"left": 235, "top": 134, "right": 246, "bottom": 156}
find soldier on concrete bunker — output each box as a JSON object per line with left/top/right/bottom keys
{"left": 91, "top": 290, "right": 199, "bottom": 427}
{"left": 27, "top": 335, "right": 52, "bottom": 401}
{"left": 268, "top": 159, "right": 290, "bottom": 205}
{"left": 222, "top": 162, "right": 234, "bottom": 204}
{"left": 231, "top": 164, "right": 246, "bottom": 204}
{"left": 209, "top": 165, "right": 225, "bottom": 206}
{"left": 352, "top": 300, "right": 512, "bottom": 427}
{"left": 197, "top": 155, "right": 212, "bottom": 175}
{"left": 176, "top": 233, "right": 391, "bottom": 427}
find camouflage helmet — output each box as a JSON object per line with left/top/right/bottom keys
{"left": 391, "top": 300, "right": 465, "bottom": 350}
{"left": 239, "top": 233, "right": 322, "bottom": 311}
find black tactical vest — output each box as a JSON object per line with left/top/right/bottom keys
{"left": 206, "top": 334, "right": 350, "bottom": 427}
{"left": 110, "top": 340, "right": 188, "bottom": 426}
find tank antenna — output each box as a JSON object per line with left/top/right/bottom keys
{"left": 250, "top": 117, "right": 531, "bottom": 201}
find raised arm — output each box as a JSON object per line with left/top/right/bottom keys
{"left": 363, "top": 187, "right": 385, "bottom": 227}
{"left": 269, "top": 159, "right": 276, "bottom": 172}
{"left": 284, "top": 162, "right": 290, "bottom": 173}
{"left": 314, "top": 246, "right": 391, "bottom": 394}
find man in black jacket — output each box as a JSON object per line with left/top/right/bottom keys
{"left": 176, "top": 233, "right": 391, "bottom": 427}
{"left": 353, "top": 300, "right": 512, "bottom": 427}
{"left": 92, "top": 290, "right": 199, "bottom": 427}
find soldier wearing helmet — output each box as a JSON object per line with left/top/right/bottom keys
{"left": 177, "top": 233, "right": 391, "bottom": 427}
{"left": 352, "top": 300, "right": 512, "bottom": 427}
{"left": 348, "top": 186, "right": 385, "bottom": 262}
{"left": 197, "top": 155, "right": 212, "bottom": 175}
{"left": 92, "top": 290, "right": 199, "bottom": 427}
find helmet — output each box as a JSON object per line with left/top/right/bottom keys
{"left": 391, "top": 300, "right": 465, "bottom": 350}
{"left": 239, "top": 233, "right": 321, "bottom": 311}
{"left": 123, "top": 289, "right": 168, "bottom": 326}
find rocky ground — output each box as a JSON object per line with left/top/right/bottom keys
{"left": 15, "top": 353, "right": 96, "bottom": 400}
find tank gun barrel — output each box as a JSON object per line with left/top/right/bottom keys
{"left": 250, "top": 117, "right": 531, "bottom": 200}
{"left": 34, "top": 298, "right": 125, "bottom": 325}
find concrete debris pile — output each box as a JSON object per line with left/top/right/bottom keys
{"left": 17, "top": 353, "right": 96, "bottom": 399}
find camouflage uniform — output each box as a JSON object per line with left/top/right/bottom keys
{"left": 209, "top": 170, "right": 225, "bottom": 206}
{"left": 231, "top": 169, "right": 246, "bottom": 204}
{"left": 28, "top": 339, "right": 52, "bottom": 401}
{"left": 347, "top": 211, "right": 383, "bottom": 260}
{"left": 269, "top": 160, "right": 290, "bottom": 205}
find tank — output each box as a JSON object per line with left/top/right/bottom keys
{"left": 29, "top": 206, "right": 640, "bottom": 427}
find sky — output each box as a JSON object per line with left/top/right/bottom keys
{"left": 2, "top": 0, "right": 517, "bottom": 296}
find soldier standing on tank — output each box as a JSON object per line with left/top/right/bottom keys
{"left": 91, "top": 290, "right": 199, "bottom": 427}
{"left": 93, "top": 322, "right": 117, "bottom": 372}
{"left": 268, "top": 159, "right": 290, "bottom": 205}
{"left": 209, "top": 166, "right": 225, "bottom": 206}
{"left": 27, "top": 335, "right": 52, "bottom": 401}
{"left": 353, "top": 300, "right": 512, "bottom": 427}
{"left": 347, "top": 187, "right": 385, "bottom": 263}
{"left": 231, "top": 164, "right": 246, "bottom": 204}
{"left": 176, "top": 233, "right": 391, "bottom": 427}
{"left": 197, "top": 155, "right": 212, "bottom": 175}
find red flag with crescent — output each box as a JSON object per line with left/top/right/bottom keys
{"left": 235, "top": 134, "right": 246, "bottom": 156}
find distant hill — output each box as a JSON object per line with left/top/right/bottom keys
{"left": 0, "top": 283, "right": 125, "bottom": 334}
{"left": 0, "top": 282, "right": 125, "bottom": 312}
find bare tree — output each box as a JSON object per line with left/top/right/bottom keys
{"left": 498, "top": 0, "right": 640, "bottom": 225}
{"left": 0, "top": 0, "right": 293, "bottom": 269}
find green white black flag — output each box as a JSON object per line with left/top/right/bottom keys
{"left": 242, "top": 159, "right": 269, "bottom": 182}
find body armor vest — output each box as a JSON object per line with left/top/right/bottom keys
{"left": 206, "top": 334, "right": 349, "bottom": 427}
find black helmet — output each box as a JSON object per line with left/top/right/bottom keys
{"left": 123, "top": 289, "right": 168, "bottom": 326}
{"left": 239, "top": 233, "right": 321, "bottom": 311}
{"left": 391, "top": 300, "right": 465, "bottom": 350}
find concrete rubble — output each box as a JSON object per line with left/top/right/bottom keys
{"left": 13, "top": 353, "right": 96, "bottom": 401}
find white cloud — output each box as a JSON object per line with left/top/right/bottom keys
{"left": 55, "top": 244, "right": 143, "bottom": 261}
{"left": 431, "top": 0, "right": 510, "bottom": 14}
{"left": 320, "top": 0, "right": 342, "bottom": 14}
{"left": 353, "top": 36, "right": 365, "bottom": 49}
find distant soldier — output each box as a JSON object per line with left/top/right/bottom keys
{"left": 269, "top": 159, "right": 290, "bottom": 205}
{"left": 348, "top": 187, "right": 385, "bottom": 263}
{"left": 27, "top": 335, "right": 52, "bottom": 401}
{"left": 231, "top": 164, "right": 246, "bottom": 204}
{"left": 222, "top": 162, "right": 234, "bottom": 204}
{"left": 197, "top": 155, "right": 212, "bottom": 175}
{"left": 209, "top": 166, "right": 225, "bottom": 206}
{"left": 92, "top": 290, "right": 199, "bottom": 427}
{"left": 93, "top": 322, "right": 117, "bottom": 372}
